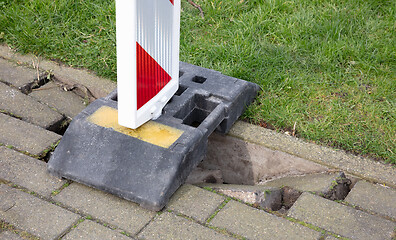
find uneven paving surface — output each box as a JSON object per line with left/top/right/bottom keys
{"left": 1, "top": 45, "right": 395, "bottom": 239}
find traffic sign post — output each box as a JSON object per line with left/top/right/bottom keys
{"left": 116, "top": 0, "right": 181, "bottom": 129}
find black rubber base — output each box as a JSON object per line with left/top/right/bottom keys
{"left": 48, "top": 62, "right": 259, "bottom": 211}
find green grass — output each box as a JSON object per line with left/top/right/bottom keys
{"left": 0, "top": 0, "right": 395, "bottom": 163}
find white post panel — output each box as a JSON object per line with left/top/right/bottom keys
{"left": 116, "top": 0, "right": 180, "bottom": 129}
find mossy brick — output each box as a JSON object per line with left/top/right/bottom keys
{"left": 29, "top": 82, "right": 86, "bottom": 119}
{"left": 0, "top": 184, "right": 79, "bottom": 240}
{"left": 210, "top": 200, "right": 320, "bottom": 240}
{"left": 166, "top": 184, "right": 225, "bottom": 222}
{"left": 0, "top": 113, "right": 61, "bottom": 156}
{"left": 53, "top": 183, "right": 155, "bottom": 235}
{"left": 288, "top": 192, "right": 396, "bottom": 240}
{"left": 0, "top": 146, "right": 65, "bottom": 197}
{"left": 138, "top": 212, "right": 234, "bottom": 240}
{"left": 62, "top": 220, "right": 131, "bottom": 240}
{"left": 0, "top": 58, "right": 37, "bottom": 87}
{"left": 345, "top": 181, "right": 396, "bottom": 219}
{"left": 0, "top": 82, "right": 64, "bottom": 130}
{"left": 0, "top": 231, "right": 25, "bottom": 240}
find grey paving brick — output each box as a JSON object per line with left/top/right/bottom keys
{"left": 0, "top": 113, "right": 61, "bottom": 156}
{"left": 53, "top": 183, "right": 155, "bottom": 235}
{"left": 29, "top": 82, "right": 86, "bottom": 119}
{"left": 138, "top": 212, "right": 234, "bottom": 240}
{"left": 345, "top": 181, "right": 396, "bottom": 219}
{"left": 0, "top": 146, "right": 65, "bottom": 197}
{"left": 263, "top": 173, "right": 342, "bottom": 193}
{"left": 0, "top": 58, "right": 37, "bottom": 87}
{"left": 0, "top": 82, "right": 64, "bottom": 130}
{"left": 288, "top": 192, "right": 396, "bottom": 240}
{"left": 62, "top": 220, "right": 131, "bottom": 240}
{"left": 166, "top": 184, "right": 225, "bottom": 222}
{"left": 0, "top": 184, "right": 80, "bottom": 240}
{"left": 210, "top": 200, "right": 320, "bottom": 240}
{"left": 0, "top": 231, "right": 25, "bottom": 240}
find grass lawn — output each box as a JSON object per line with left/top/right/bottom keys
{"left": 0, "top": 0, "right": 395, "bottom": 163}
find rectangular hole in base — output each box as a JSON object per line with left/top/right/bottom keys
{"left": 192, "top": 76, "right": 207, "bottom": 84}
{"left": 174, "top": 94, "right": 219, "bottom": 128}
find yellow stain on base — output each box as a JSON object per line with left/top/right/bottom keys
{"left": 87, "top": 106, "right": 183, "bottom": 148}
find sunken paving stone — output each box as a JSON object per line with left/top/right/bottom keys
{"left": 0, "top": 184, "right": 80, "bottom": 240}
{"left": 0, "top": 82, "right": 64, "bottom": 130}
{"left": 62, "top": 220, "right": 132, "bottom": 240}
{"left": 53, "top": 183, "right": 156, "bottom": 235}
{"left": 0, "top": 146, "right": 65, "bottom": 197}
{"left": 29, "top": 81, "right": 87, "bottom": 119}
{"left": 138, "top": 212, "right": 234, "bottom": 240}
{"left": 0, "top": 231, "right": 25, "bottom": 240}
{"left": 166, "top": 184, "right": 225, "bottom": 222}
{"left": 288, "top": 192, "right": 396, "bottom": 240}
{"left": 0, "top": 113, "right": 61, "bottom": 156}
{"left": 210, "top": 200, "right": 320, "bottom": 240}
{"left": 0, "top": 58, "right": 37, "bottom": 88}
{"left": 345, "top": 180, "right": 396, "bottom": 219}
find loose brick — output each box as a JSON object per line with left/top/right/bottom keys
{"left": 345, "top": 181, "right": 396, "bottom": 219}
{"left": 0, "top": 146, "right": 65, "bottom": 197}
{"left": 0, "top": 113, "right": 61, "bottom": 156}
{"left": 288, "top": 192, "right": 395, "bottom": 240}
{"left": 0, "top": 184, "right": 80, "bottom": 240}
{"left": 0, "top": 58, "right": 37, "bottom": 87}
{"left": 0, "top": 82, "right": 64, "bottom": 130}
{"left": 210, "top": 200, "right": 320, "bottom": 240}
{"left": 53, "top": 183, "right": 155, "bottom": 235}
{"left": 138, "top": 212, "right": 233, "bottom": 240}
{"left": 166, "top": 185, "right": 225, "bottom": 222}
{"left": 62, "top": 220, "right": 131, "bottom": 240}
{"left": 29, "top": 82, "right": 86, "bottom": 119}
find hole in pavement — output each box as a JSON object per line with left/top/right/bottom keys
{"left": 192, "top": 76, "right": 207, "bottom": 84}
{"left": 20, "top": 72, "right": 53, "bottom": 94}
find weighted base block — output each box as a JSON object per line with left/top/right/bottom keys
{"left": 48, "top": 62, "right": 259, "bottom": 211}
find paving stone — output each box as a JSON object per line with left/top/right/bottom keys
{"left": 0, "top": 231, "right": 25, "bottom": 240}
{"left": 53, "top": 183, "right": 155, "bottom": 235}
{"left": 0, "top": 146, "right": 65, "bottom": 197}
{"left": 0, "top": 82, "right": 64, "bottom": 130}
{"left": 263, "top": 172, "right": 351, "bottom": 200}
{"left": 288, "top": 192, "right": 396, "bottom": 240}
{"left": 166, "top": 185, "right": 225, "bottom": 222}
{"left": 0, "top": 184, "right": 80, "bottom": 240}
{"left": 138, "top": 212, "right": 234, "bottom": 240}
{"left": 0, "top": 58, "right": 37, "bottom": 88}
{"left": 29, "top": 81, "right": 86, "bottom": 119}
{"left": 210, "top": 200, "right": 320, "bottom": 240}
{"left": 0, "top": 113, "right": 61, "bottom": 156}
{"left": 62, "top": 220, "right": 131, "bottom": 240}
{"left": 345, "top": 180, "right": 396, "bottom": 219}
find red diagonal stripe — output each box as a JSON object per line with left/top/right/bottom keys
{"left": 169, "top": 0, "right": 174, "bottom": 5}
{"left": 136, "top": 42, "right": 171, "bottom": 110}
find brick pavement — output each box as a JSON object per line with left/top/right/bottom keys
{"left": 0, "top": 46, "right": 395, "bottom": 239}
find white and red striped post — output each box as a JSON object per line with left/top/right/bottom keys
{"left": 116, "top": 0, "right": 181, "bottom": 129}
